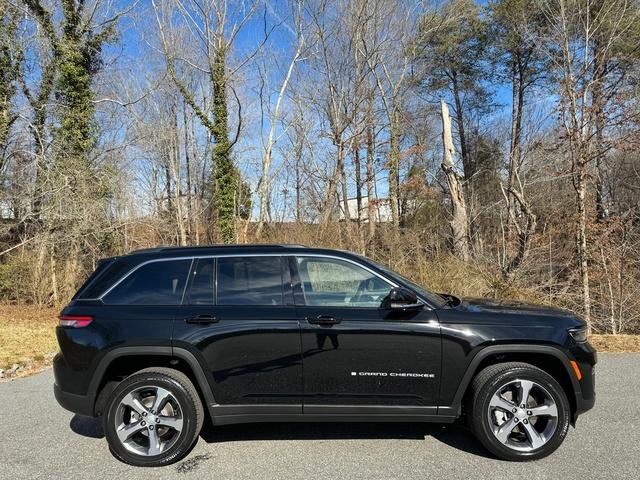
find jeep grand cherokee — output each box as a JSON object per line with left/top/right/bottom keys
{"left": 53, "top": 244, "right": 596, "bottom": 466}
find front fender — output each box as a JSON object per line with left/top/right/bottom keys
{"left": 437, "top": 344, "right": 582, "bottom": 417}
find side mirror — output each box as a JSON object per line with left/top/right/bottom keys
{"left": 382, "top": 287, "right": 422, "bottom": 310}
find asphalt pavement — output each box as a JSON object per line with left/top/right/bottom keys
{"left": 0, "top": 353, "right": 638, "bottom": 480}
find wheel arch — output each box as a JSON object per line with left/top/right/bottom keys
{"left": 440, "top": 345, "right": 581, "bottom": 421}
{"left": 89, "top": 346, "right": 216, "bottom": 417}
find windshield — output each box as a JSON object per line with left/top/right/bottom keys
{"left": 362, "top": 257, "right": 448, "bottom": 308}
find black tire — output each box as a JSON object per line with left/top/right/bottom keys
{"left": 103, "top": 367, "right": 204, "bottom": 467}
{"left": 467, "top": 362, "right": 570, "bottom": 461}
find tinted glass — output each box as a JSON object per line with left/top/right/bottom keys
{"left": 362, "top": 256, "right": 447, "bottom": 308}
{"left": 102, "top": 259, "right": 191, "bottom": 305}
{"left": 296, "top": 257, "right": 392, "bottom": 307}
{"left": 217, "top": 257, "right": 283, "bottom": 305}
{"left": 78, "top": 257, "right": 138, "bottom": 299}
{"left": 188, "top": 258, "right": 215, "bottom": 305}
{"left": 73, "top": 257, "right": 115, "bottom": 299}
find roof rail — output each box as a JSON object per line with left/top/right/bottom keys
{"left": 128, "top": 244, "right": 308, "bottom": 254}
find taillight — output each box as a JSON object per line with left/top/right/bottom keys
{"left": 58, "top": 314, "right": 93, "bottom": 328}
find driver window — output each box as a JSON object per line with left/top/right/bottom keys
{"left": 295, "top": 257, "right": 392, "bottom": 307}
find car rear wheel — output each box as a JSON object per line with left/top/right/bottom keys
{"left": 468, "top": 362, "right": 570, "bottom": 461}
{"left": 103, "top": 367, "right": 204, "bottom": 467}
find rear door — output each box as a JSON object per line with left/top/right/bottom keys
{"left": 97, "top": 258, "right": 193, "bottom": 348}
{"left": 292, "top": 255, "right": 441, "bottom": 415}
{"left": 172, "top": 255, "right": 302, "bottom": 416}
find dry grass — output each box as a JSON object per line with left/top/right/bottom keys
{"left": 0, "top": 305, "right": 638, "bottom": 374}
{"left": 589, "top": 334, "right": 640, "bottom": 353}
{"left": 0, "top": 305, "right": 59, "bottom": 370}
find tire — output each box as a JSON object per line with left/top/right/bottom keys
{"left": 467, "top": 362, "right": 570, "bottom": 461}
{"left": 103, "top": 367, "right": 204, "bottom": 467}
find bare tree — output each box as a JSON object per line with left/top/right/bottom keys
{"left": 152, "top": 0, "right": 259, "bottom": 242}
{"left": 441, "top": 99, "right": 471, "bottom": 260}
{"left": 256, "top": 1, "right": 305, "bottom": 234}
{"left": 539, "top": 0, "right": 640, "bottom": 324}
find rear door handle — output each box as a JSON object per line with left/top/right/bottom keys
{"left": 185, "top": 315, "right": 218, "bottom": 324}
{"left": 307, "top": 315, "right": 341, "bottom": 326}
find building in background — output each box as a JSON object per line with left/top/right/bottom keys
{"left": 339, "top": 197, "right": 392, "bottom": 222}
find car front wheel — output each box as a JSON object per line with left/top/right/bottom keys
{"left": 468, "top": 362, "right": 571, "bottom": 461}
{"left": 103, "top": 367, "right": 204, "bottom": 467}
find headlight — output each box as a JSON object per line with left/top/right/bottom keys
{"left": 568, "top": 326, "right": 588, "bottom": 343}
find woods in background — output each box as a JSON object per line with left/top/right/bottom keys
{"left": 0, "top": 0, "right": 639, "bottom": 334}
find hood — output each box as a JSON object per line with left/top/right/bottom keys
{"left": 459, "top": 297, "right": 580, "bottom": 320}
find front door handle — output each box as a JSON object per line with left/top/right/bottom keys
{"left": 185, "top": 315, "right": 218, "bottom": 324}
{"left": 307, "top": 315, "right": 341, "bottom": 326}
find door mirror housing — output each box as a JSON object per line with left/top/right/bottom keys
{"left": 382, "top": 287, "right": 422, "bottom": 310}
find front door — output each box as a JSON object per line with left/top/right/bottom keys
{"left": 172, "top": 255, "right": 302, "bottom": 416}
{"left": 292, "top": 255, "right": 441, "bottom": 415}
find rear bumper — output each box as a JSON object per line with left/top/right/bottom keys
{"left": 53, "top": 383, "right": 95, "bottom": 417}
{"left": 52, "top": 351, "right": 96, "bottom": 417}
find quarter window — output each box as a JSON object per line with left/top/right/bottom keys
{"left": 295, "top": 257, "right": 392, "bottom": 307}
{"left": 217, "top": 257, "right": 283, "bottom": 305}
{"left": 102, "top": 259, "right": 191, "bottom": 305}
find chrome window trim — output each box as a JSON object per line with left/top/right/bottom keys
{"left": 293, "top": 254, "right": 398, "bottom": 288}
{"left": 90, "top": 252, "right": 431, "bottom": 309}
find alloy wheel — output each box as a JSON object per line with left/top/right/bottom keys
{"left": 114, "top": 385, "right": 184, "bottom": 456}
{"left": 487, "top": 379, "right": 559, "bottom": 452}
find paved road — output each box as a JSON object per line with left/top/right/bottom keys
{"left": 0, "top": 354, "right": 638, "bottom": 480}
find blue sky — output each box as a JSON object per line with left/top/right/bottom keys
{"left": 100, "top": 0, "right": 556, "bottom": 219}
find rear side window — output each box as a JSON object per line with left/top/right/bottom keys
{"left": 102, "top": 259, "right": 192, "bottom": 305}
{"left": 72, "top": 257, "right": 115, "bottom": 299}
{"left": 76, "top": 257, "right": 137, "bottom": 299}
{"left": 217, "top": 257, "right": 283, "bottom": 305}
{"left": 188, "top": 258, "right": 215, "bottom": 305}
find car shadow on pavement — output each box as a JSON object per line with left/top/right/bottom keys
{"left": 70, "top": 414, "right": 104, "bottom": 439}
{"left": 69, "top": 414, "right": 493, "bottom": 459}
{"left": 200, "top": 421, "right": 493, "bottom": 459}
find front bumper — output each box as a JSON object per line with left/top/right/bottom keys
{"left": 571, "top": 341, "right": 597, "bottom": 421}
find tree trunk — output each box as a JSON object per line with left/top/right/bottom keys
{"left": 592, "top": 38, "right": 609, "bottom": 221}
{"left": 353, "top": 136, "right": 363, "bottom": 225}
{"left": 170, "top": 98, "right": 187, "bottom": 246}
{"left": 164, "top": 163, "right": 173, "bottom": 214}
{"left": 321, "top": 140, "right": 346, "bottom": 224}
{"left": 30, "top": 61, "right": 56, "bottom": 219}
{"left": 257, "top": 35, "right": 302, "bottom": 233}
{"left": 388, "top": 107, "right": 400, "bottom": 227}
{"left": 575, "top": 167, "right": 591, "bottom": 325}
{"left": 451, "top": 69, "right": 471, "bottom": 181}
{"left": 365, "top": 105, "right": 376, "bottom": 240}
{"left": 440, "top": 99, "right": 470, "bottom": 261}
{"left": 210, "top": 47, "right": 235, "bottom": 242}
{"left": 507, "top": 57, "right": 524, "bottom": 222}
{"left": 183, "top": 97, "right": 193, "bottom": 241}
{"left": 501, "top": 54, "right": 536, "bottom": 280}
{"left": 49, "top": 244, "right": 58, "bottom": 305}
{"left": 294, "top": 125, "right": 303, "bottom": 223}
{"left": 340, "top": 144, "right": 350, "bottom": 222}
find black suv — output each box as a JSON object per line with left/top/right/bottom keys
{"left": 54, "top": 245, "right": 596, "bottom": 466}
